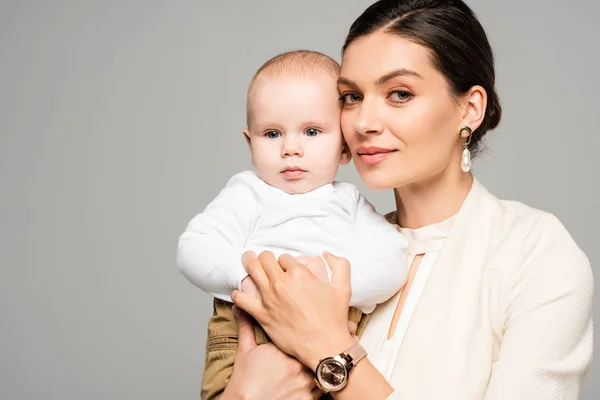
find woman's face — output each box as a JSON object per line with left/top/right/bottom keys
{"left": 338, "top": 32, "right": 467, "bottom": 190}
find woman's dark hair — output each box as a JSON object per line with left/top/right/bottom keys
{"left": 343, "top": 0, "right": 502, "bottom": 155}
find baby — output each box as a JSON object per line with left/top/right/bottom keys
{"left": 176, "top": 50, "right": 408, "bottom": 400}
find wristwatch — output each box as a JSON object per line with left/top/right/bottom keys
{"left": 314, "top": 343, "right": 367, "bottom": 392}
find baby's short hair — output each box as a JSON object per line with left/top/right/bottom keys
{"left": 246, "top": 50, "right": 341, "bottom": 127}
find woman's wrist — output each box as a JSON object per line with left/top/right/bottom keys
{"left": 302, "top": 331, "right": 356, "bottom": 372}
{"left": 332, "top": 358, "right": 394, "bottom": 400}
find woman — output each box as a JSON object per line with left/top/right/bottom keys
{"left": 220, "top": 1, "right": 594, "bottom": 399}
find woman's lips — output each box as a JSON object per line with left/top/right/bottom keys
{"left": 356, "top": 146, "right": 397, "bottom": 166}
{"left": 359, "top": 152, "right": 395, "bottom": 166}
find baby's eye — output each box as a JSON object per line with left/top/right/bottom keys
{"left": 305, "top": 128, "right": 320, "bottom": 137}
{"left": 266, "top": 131, "right": 281, "bottom": 139}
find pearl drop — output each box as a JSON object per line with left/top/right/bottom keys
{"left": 461, "top": 147, "right": 472, "bottom": 172}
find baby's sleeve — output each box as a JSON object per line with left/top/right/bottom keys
{"left": 345, "top": 192, "right": 409, "bottom": 313}
{"left": 176, "top": 172, "right": 261, "bottom": 302}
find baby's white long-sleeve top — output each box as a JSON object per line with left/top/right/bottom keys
{"left": 177, "top": 171, "right": 408, "bottom": 313}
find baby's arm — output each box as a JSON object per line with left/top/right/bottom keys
{"left": 177, "top": 172, "right": 261, "bottom": 302}
{"left": 346, "top": 192, "right": 409, "bottom": 313}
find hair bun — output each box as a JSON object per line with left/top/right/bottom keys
{"left": 485, "top": 92, "right": 502, "bottom": 131}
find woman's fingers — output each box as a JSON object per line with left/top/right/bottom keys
{"left": 278, "top": 253, "right": 299, "bottom": 272}
{"left": 295, "top": 255, "right": 311, "bottom": 266}
{"left": 232, "top": 290, "right": 264, "bottom": 322}
{"left": 258, "top": 251, "right": 285, "bottom": 281}
{"left": 242, "top": 251, "right": 270, "bottom": 291}
{"left": 241, "top": 250, "right": 258, "bottom": 269}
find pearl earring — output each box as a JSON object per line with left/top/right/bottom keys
{"left": 459, "top": 126, "right": 472, "bottom": 172}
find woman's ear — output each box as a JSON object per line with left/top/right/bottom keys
{"left": 460, "top": 85, "right": 487, "bottom": 132}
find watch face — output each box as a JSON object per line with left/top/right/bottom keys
{"left": 317, "top": 358, "right": 348, "bottom": 391}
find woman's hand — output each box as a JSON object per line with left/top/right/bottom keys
{"left": 232, "top": 251, "right": 355, "bottom": 371}
{"left": 240, "top": 255, "right": 329, "bottom": 298}
{"left": 221, "top": 307, "right": 322, "bottom": 400}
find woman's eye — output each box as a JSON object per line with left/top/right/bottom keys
{"left": 305, "top": 128, "right": 320, "bottom": 137}
{"left": 266, "top": 131, "right": 281, "bottom": 139}
{"left": 389, "top": 91, "right": 413, "bottom": 103}
{"left": 339, "top": 93, "right": 361, "bottom": 105}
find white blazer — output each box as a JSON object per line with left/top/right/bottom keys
{"left": 373, "top": 179, "right": 594, "bottom": 400}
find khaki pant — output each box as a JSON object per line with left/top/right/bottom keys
{"left": 201, "top": 298, "right": 370, "bottom": 400}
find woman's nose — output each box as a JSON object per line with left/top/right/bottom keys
{"left": 354, "top": 98, "right": 384, "bottom": 136}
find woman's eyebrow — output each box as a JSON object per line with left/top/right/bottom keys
{"left": 338, "top": 68, "right": 423, "bottom": 89}
{"left": 337, "top": 76, "right": 358, "bottom": 89}
{"left": 377, "top": 68, "right": 423, "bottom": 85}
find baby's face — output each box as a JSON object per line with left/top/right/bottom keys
{"left": 245, "top": 72, "right": 347, "bottom": 194}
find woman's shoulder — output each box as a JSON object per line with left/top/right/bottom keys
{"left": 487, "top": 195, "right": 592, "bottom": 293}
{"left": 476, "top": 181, "right": 581, "bottom": 251}
{"left": 495, "top": 196, "right": 582, "bottom": 254}
{"left": 494, "top": 203, "right": 593, "bottom": 332}
{"left": 466, "top": 180, "right": 590, "bottom": 282}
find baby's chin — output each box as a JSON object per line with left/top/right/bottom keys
{"left": 261, "top": 175, "right": 330, "bottom": 195}
{"left": 279, "top": 180, "right": 325, "bottom": 195}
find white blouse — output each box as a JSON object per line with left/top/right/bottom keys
{"left": 361, "top": 214, "right": 457, "bottom": 380}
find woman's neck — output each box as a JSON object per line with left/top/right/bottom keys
{"left": 394, "top": 170, "right": 473, "bottom": 229}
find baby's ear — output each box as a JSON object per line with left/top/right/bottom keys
{"left": 242, "top": 129, "right": 251, "bottom": 147}
{"left": 340, "top": 141, "right": 352, "bottom": 165}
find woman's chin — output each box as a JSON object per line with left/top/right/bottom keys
{"left": 358, "top": 170, "right": 398, "bottom": 191}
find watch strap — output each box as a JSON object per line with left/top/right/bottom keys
{"left": 343, "top": 343, "right": 367, "bottom": 366}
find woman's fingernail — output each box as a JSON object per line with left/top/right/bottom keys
{"left": 232, "top": 305, "right": 239, "bottom": 319}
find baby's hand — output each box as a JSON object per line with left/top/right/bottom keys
{"left": 240, "top": 276, "right": 260, "bottom": 299}
{"left": 295, "top": 255, "right": 330, "bottom": 282}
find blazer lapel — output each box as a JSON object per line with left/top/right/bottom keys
{"left": 390, "top": 179, "right": 500, "bottom": 397}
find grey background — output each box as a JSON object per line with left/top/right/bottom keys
{"left": 0, "top": 0, "right": 597, "bottom": 399}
